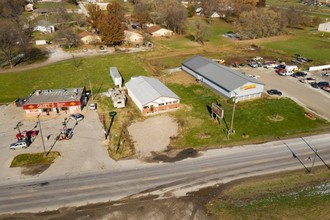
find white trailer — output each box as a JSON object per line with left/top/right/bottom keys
{"left": 109, "top": 67, "right": 122, "bottom": 88}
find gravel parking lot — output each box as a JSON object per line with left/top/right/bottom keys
{"left": 0, "top": 104, "right": 118, "bottom": 182}
{"left": 240, "top": 67, "right": 330, "bottom": 121}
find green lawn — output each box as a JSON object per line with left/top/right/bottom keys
{"left": 0, "top": 53, "right": 148, "bottom": 103}
{"left": 167, "top": 82, "right": 329, "bottom": 147}
{"left": 262, "top": 33, "right": 330, "bottom": 65}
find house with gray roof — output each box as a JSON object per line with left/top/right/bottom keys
{"left": 182, "top": 56, "right": 264, "bottom": 101}
{"left": 126, "top": 76, "right": 180, "bottom": 114}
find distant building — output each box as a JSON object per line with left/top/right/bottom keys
{"left": 318, "top": 22, "right": 330, "bottom": 33}
{"left": 182, "top": 56, "right": 264, "bottom": 101}
{"left": 25, "top": 3, "right": 34, "bottom": 12}
{"left": 78, "top": 31, "right": 101, "bottom": 44}
{"left": 146, "top": 25, "right": 174, "bottom": 37}
{"left": 33, "top": 25, "right": 55, "bottom": 33}
{"left": 23, "top": 88, "right": 86, "bottom": 116}
{"left": 126, "top": 76, "right": 180, "bottom": 114}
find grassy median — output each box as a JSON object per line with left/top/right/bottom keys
{"left": 10, "top": 152, "right": 60, "bottom": 168}
{"left": 207, "top": 167, "right": 330, "bottom": 219}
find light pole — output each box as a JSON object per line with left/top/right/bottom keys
{"left": 37, "top": 114, "right": 47, "bottom": 155}
{"left": 228, "top": 96, "right": 238, "bottom": 135}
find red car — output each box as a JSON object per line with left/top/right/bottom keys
{"left": 16, "top": 130, "right": 38, "bottom": 139}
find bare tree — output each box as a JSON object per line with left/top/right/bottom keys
{"left": 56, "top": 28, "right": 80, "bottom": 48}
{"left": 155, "top": 0, "right": 187, "bottom": 34}
{"left": 234, "top": 8, "right": 285, "bottom": 39}
{"left": 107, "top": 0, "right": 125, "bottom": 22}
{"left": 0, "top": 19, "right": 20, "bottom": 68}
{"left": 132, "top": 1, "right": 151, "bottom": 28}
{"left": 201, "top": 0, "right": 218, "bottom": 20}
{"left": 86, "top": 4, "right": 102, "bottom": 32}
{"left": 191, "top": 19, "right": 211, "bottom": 44}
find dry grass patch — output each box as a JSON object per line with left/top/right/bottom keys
{"left": 162, "top": 71, "right": 196, "bottom": 86}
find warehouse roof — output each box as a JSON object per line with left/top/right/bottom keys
{"left": 24, "top": 87, "right": 84, "bottom": 104}
{"left": 126, "top": 76, "right": 179, "bottom": 106}
{"left": 182, "top": 56, "right": 263, "bottom": 92}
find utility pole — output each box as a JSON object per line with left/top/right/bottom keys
{"left": 38, "top": 114, "right": 46, "bottom": 155}
{"left": 279, "top": 138, "right": 310, "bottom": 173}
{"left": 14, "top": 121, "right": 23, "bottom": 137}
{"left": 228, "top": 96, "right": 238, "bottom": 135}
{"left": 301, "top": 137, "right": 330, "bottom": 170}
{"left": 311, "top": 149, "right": 318, "bottom": 173}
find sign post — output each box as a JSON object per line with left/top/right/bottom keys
{"left": 211, "top": 103, "right": 224, "bottom": 122}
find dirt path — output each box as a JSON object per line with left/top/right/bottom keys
{"left": 128, "top": 115, "right": 178, "bottom": 158}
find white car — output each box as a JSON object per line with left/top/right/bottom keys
{"left": 89, "top": 103, "right": 97, "bottom": 110}
{"left": 10, "top": 140, "right": 28, "bottom": 150}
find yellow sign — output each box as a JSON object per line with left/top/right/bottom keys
{"left": 241, "top": 84, "right": 256, "bottom": 90}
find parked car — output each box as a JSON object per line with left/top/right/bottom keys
{"left": 89, "top": 103, "right": 97, "bottom": 110}
{"left": 248, "top": 61, "right": 258, "bottom": 68}
{"left": 10, "top": 140, "right": 29, "bottom": 150}
{"left": 316, "top": 81, "right": 330, "bottom": 88}
{"left": 267, "top": 89, "right": 282, "bottom": 96}
{"left": 291, "top": 71, "right": 307, "bottom": 78}
{"left": 275, "top": 64, "right": 286, "bottom": 70}
{"left": 70, "top": 113, "right": 84, "bottom": 121}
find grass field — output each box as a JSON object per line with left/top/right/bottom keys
{"left": 10, "top": 152, "right": 60, "bottom": 167}
{"left": 167, "top": 81, "right": 329, "bottom": 148}
{"left": 207, "top": 167, "right": 330, "bottom": 219}
{"left": 0, "top": 53, "right": 148, "bottom": 103}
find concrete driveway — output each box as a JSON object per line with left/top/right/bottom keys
{"left": 241, "top": 67, "right": 330, "bottom": 121}
{"left": 0, "top": 104, "right": 118, "bottom": 182}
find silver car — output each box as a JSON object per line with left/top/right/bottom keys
{"left": 10, "top": 140, "right": 28, "bottom": 150}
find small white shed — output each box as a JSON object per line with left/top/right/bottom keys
{"left": 109, "top": 67, "right": 123, "bottom": 88}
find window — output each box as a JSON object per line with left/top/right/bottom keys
{"left": 166, "top": 102, "right": 172, "bottom": 105}
{"left": 159, "top": 103, "right": 164, "bottom": 106}
{"left": 143, "top": 106, "right": 149, "bottom": 109}
{"left": 173, "top": 100, "right": 178, "bottom": 103}
{"left": 61, "top": 107, "right": 68, "bottom": 111}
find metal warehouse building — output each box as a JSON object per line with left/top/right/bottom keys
{"left": 23, "top": 87, "right": 86, "bottom": 116}
{"left": 126, "top": 76, "right": 180, "bottom": 114}
{"left": 182, "top": 56, "right": 264, "bottom": 101}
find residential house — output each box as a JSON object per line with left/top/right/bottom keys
{"left": 78, "top": 31, "right": 101, "bottom": 44}
{"left": 146, "top": 25, "right": 174, "bottom": 37}
{"left": 318, "top": 22, "right": 330, "bottom": 33}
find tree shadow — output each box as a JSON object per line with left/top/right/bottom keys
{"left": 93, "top": 82, "right": 104, "bottom": 100}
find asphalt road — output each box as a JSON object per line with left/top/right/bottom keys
{"left": 0, "top": 134, "right": 329, "bottom": 214}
